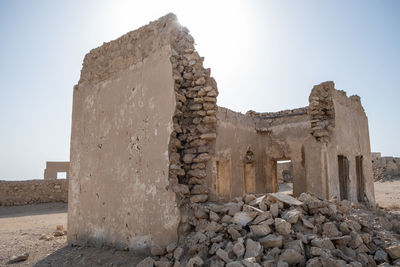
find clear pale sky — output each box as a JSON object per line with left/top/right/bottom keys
{"left": 0, "top": 0, "right": 399, "bottom": 180}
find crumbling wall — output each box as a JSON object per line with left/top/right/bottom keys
{"left": 0, "top": 179, "right": 67, "bottom": 206}
{"left": 371, "top": 153, "right": 400, "bottom": 181}
{"left": 167, "top": 23, "right": 218, "bottom": 238}
{"left": 68, "top": 14, "right": 218, "bottom": 252}
{"left": 308, "top": 82, "right": 335, "bottom": 142}
{"left": 253, "top": 108, "right": 313, "bottom": 197}
{"left": 322, "top": 82, "right": 375, "bottom": 205}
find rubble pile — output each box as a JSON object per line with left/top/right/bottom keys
{"left": 138, "top": 192, "right": 400, "bottom": 267}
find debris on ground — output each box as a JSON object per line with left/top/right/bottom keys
{"left": 137, "top": 192, "right": 400, "bottom": 266}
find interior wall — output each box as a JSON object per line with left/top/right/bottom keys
{"left": 260, "top": 112, "right": 313, "bottom": 197}
{"left": 212, "top": 107, "right": 269, "bottom": 199}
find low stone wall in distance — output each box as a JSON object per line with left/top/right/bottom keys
{"left": 0, "top": 179, "right": 68, "bottom": 206}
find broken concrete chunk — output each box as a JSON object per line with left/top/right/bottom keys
{"left": 233, "top": 240, "right": 245, "bottom": 258}
{"left": 279, "top": 249, "right": 304, "bottom": 265}
{"left": 216, "top": 248, "right": 232, "bottom": 263}
{"left": 281, "top": 209, "right": 301, "bottom": 224}
{"left": 259, "top": 234, "right": 283, "bottom": 248}
{"left": 151, "top": 246, "right": 166, "bottom": 256}
{"left": 322, "top": 222, "right": 341, "bottom": 237}
{"left": 310, "top": 237, "right": 335, "bottom": 250}
{"left": 250, "top": 224, "right": 271, "bottom": 237}
{"left": 269, "top": 192, "right": 303, "bottom": 206}
{"left": 190, "top": 194, "right": 208, "bottom": 203}
{"left": 244, "top": 238, "right": 262, "bottom": 259}
{"left": 186, "top": 255, "right": 204, "bottom": 267}
{"left": 137, "top": 257, "right": 155, "bottom": 267}
{"left": 269, "top": 203, "right": 279, "bottom": 218}
{"left": 274, "top": 218, "right": 291, "bottom": 236}
{"left": 386, "top": 245, "right": 400, "bottom": 260}
{"left": 233, "top": 212, "right": 258, "bottom": 227}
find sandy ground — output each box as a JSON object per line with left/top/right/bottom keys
{"left": 0, "top": 180, "right": 398, "bottom": 266}
{"left": 0, "top": 203, "right": 143, "bottom": 266}
{"left": 374, "top": 178, "right": 400, "bottom": 213}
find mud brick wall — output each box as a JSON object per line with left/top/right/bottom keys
{"left": 0, "top": 179, "right": 68, "bottom": 206}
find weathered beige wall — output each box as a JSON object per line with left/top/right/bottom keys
{"left": 259, "top": 110, "right": 312, "bottom": 197}
{"left": 68, "top": 45, "right": 180, "bottom": 252}
{"left": 0, "top": 179, "right": 67, "bottom": 206}
{"left": 213, "top": 107, "right": 269, "bottom": 199}
{"left": 44, "top": 161, "right": 69, "bottom": 179}
{"left": 213, "top": 82, "right": 375, "bottom": 206}
{"left": 327, "top": 89, "right": 375, "bottom": 205}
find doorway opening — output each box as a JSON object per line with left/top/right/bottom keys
{"left": 356, "top": 155, "right": 364, "bottom": 202}
{"left": 338, "top": 155, "right": 349, "bottom": 200}
{"left": 216, "top": 161, "right": 231, "bottom": 199}
{"left": 277, "top": 160, "right": 293, "bottom": 195}
{"left": 57, "top": 172, "right": 67, "bottom": 179}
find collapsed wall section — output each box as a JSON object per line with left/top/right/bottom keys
{"left": 308, "top": 81, "right": 336, "bottom": 142}
{"left": 213, "top": 107, "right": 267, "bottom": 199}
{"left": 68, "top": 13, "right": 218, "bottom": 252}
{"left": 328, "top": 86, "right": 375, "bottom": 205}
{"left": 167, "top": 27, "right": 218, "bottom": 240}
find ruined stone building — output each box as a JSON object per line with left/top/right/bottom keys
{"left": 68, "top": 14, "right": 375, "bottom": 252}
{"left": 43, "top": 161, "right": 69, "bottom": 179}
{"left": 371, "top": 152, "right": 400, "bottom": 181}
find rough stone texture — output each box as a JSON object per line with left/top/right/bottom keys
{"left": 150, "top": 192, "right": 400, "bottom": 266}
{"left": 0, "top": 179, "right": 68, "bottom": 206}
{"left": 371, "top": 152, "right": 400, "bottom": 181}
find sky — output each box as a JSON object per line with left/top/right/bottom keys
{"left": 0, "top": 0, "right": 399, "bottom": 180}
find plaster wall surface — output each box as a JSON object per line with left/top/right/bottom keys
{"left": 326, "top": 89, "right": 375, "bottom": 204}
{"left": 213, "top": 107, "right": 269, "bottom": 199}
{"left": 68, "top": 45, "right": 180, "bottom": 252}
{"left": 0, "top": 179, "right": 67, "bottom": 206}
{"left": 260, "top": 112, "right": 312, "bottom": 197}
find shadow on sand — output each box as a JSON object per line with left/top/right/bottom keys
{"left": 33, "top": 245, "right": 143, "bottom": 267}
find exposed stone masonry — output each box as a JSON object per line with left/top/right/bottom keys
{"left": 167, "top": 20, "right": 219, "bottom": 237}
{"left": 308, "top": 81, "right": 336, "bottom": 142}
{"left": 0, "top": 179, "right": 67, "bottom": 206}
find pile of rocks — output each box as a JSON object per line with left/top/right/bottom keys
{"left": 138, "top": 192, "right": 400, "bottom": 267}
{"left": 40, "top": 225, "right": 67, "bottom": 241}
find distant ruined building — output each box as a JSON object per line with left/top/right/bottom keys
{"left": 68, "top": 14, "right": 375, "bottom": 253}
